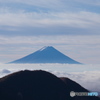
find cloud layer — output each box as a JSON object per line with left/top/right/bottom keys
{"left": 0, "top": 0, "right": 100, "bottom": 36}
{"left": 0, "top": 63, "right": 100, "bottom": 92}
{"left": 0, "top": 10, "right": 100, "bottom": 34}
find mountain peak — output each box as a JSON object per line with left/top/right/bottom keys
{"left": 39, "top": 46, "right": 53, "bottom": 51}
{"left": 10, "top": 46, "right": 81, "bottom": 64}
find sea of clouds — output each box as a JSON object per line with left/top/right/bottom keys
{"left": 0, "top": 63, "right": 100, "bottom": 93}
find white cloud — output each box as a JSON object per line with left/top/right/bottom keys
{"left": 54, "top": 71, "right": 100, "bottom": 92}
{"left": 0, "top": 35, "right": 100, "bottom": 45}
{"left": 75, "top": 0, "right": 100, "bottom": 6}
{"left": 1, "top": 0, "right": 100, "bottom": 8}
{"left": 0, "top": 0, "right": 64, "bottom": 10}
{"left": 0, "top": 9, "right": 100, "bottom": 30}
{"left": 0, "top": 64, "right": 100, "bottom": 92}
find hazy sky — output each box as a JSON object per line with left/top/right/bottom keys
{"left": 0, "top": 0, "right": 100, "bottom": 64}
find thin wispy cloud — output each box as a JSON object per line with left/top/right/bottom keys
{"left": 0, "top": 0, "right": 100, "bottom": 36}
{"left": 0, "top": 10, "right": 100, "bottom": 33}
{"left": 1, "top": 0, "right": 100, "bottom": 8}
{"left": 75, "top": 0, "right": 100, "bottom": 6}
{"left": 0, "top": 0, "right": 66, "bottom": 11}
{"left": 0, "top": 35, "right": 100, "bottom": 45}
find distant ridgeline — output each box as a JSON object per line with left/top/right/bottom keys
{"left": 9, "top": 46, "right": 81, "bottom": 64}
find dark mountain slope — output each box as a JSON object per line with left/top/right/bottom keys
{"left": 60, "top": 77, "right": 100, "bottom": 100}
{"left": 0, "top": 70, "right": 99, "bottom": 100}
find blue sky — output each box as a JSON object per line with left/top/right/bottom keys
{"left": 0, "top": 0, "right": 100, "bottom": 64}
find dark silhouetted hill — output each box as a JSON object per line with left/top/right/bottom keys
{"left": 0, "top": 70, "right": 99, "bottom": 100}
{"left": 60, "top": 77, "right": 100, "bottom": 100}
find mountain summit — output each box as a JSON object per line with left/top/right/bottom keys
{"left": 10, "top": 46, "right": 81, "bottom": 64}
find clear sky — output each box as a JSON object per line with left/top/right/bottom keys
{"left": 0, "top": 0, "right": 100, "bottom": 64}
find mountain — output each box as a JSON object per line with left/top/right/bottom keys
{"left": 10, "top": 46, "right": 81, "bottom": 64}
{"left": 60, "top": 77, "right": 100, "bottom": 100}
{"left": 0, "top": 70, "right": 99, "bottom": 100}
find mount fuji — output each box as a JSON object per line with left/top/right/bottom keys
{"left": 10, "top": 46, "right": 81, "bottom": 64}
